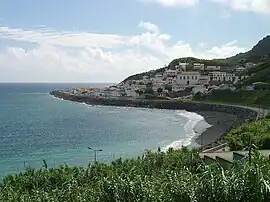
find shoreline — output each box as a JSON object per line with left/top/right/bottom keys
{"left": 50, "top": 91, "right": 258, "bottom": 150}
{"left": 194, "top": 111, "right": 238, "bottom": 150}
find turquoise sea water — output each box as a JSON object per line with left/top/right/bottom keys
{"left": 0, "top": 83, "right": 201, "bottom": 179}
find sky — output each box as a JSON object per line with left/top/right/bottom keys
{"left": 0, "top": 0, "right": 269, "bottom": 83}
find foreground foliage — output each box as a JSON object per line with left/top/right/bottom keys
{"left": 1, "top": 148, "right": 270, "bottom": 202}
{"left": 225, "top": 118, "right": 270, "bottom": 150}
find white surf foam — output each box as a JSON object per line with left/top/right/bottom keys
{"left": 162, "top": 111, "right": 211, "bottom": 151}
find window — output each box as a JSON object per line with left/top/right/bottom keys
{"left": 192, "top": 76, "right": 194, "bottom": 80}
{"left": 180, "top": 76, "right": 182, "bottom": 80}
{"left": 195, "top": 76, "right": 197, "bottom": 80}
{"left": 183, "top": 76, "right": 185, "bottom": 80}
{"left": 187, "top": 76, "right": 189, "bottom": 80}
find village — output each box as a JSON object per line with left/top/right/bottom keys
{"left": 65, "top": 61, "right": 256, "bottom": 100}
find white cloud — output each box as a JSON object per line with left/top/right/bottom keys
{"left": 204, "top": 40, "right": 246, "bottom": 59}
{"left": 210, "top": 0, "right": 270, "bottom": 13}
{"left": 0, "top": 26, "right": 128, "bottom": 48}
{"left": 138, "top": 21, "right": 160, "bottom": 33}
{"left": 0, "top": 22, "right": 247, "bottom": 83}
{"left": 140, "top": 0, "right": 199, "bottom": 7}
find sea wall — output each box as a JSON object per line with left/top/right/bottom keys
{"left": 50, "top": 90, "right": 258, "bottom": 121}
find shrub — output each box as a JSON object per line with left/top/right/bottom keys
{"left": 225, "top": 118, "right": 270, "bottom": 150}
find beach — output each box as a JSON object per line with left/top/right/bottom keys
{"left": 193, "top": 111, "right": 238, "bottom": 150}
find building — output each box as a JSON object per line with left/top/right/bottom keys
{"left": 236, "top": 67, "right": 246, "bottom": 72}
{"left": 193, "top": 63, "right": 205, "bottom": 70}
{"left": 178, "top": 63, "right": 188, "bottom": 71}
{"left": 198, "top": 75, "right": 210, "bottom": 85}
{"left": 192, "top": 85, "right": 207, "bottom": 94}
{"left": 225, "top": 73, "right": 235, "bottom": 82}
{"left": 245, "top": 62, "right": 256, "bottom": 69}
{"left": 153, "top": 84, "right": 165, "bottom": 92}
{"left": 166, "top": 77, "right": 177, "bottom": 85}
{"left": 206, "top": 66, "right": 221, "bottom": 71}
{"left": 165, "top": 69, "right": 177, "bottom": 77}
{"left": 177, "top": 72, "right": 200, "bottom": 85}
{"left": 125, "top": 88, "right": 139, "bottom": 98}
{"left": 209, "top": 71, "right": 227, "bottom": 82}
{"left": 172, "top": 85, "right": 185, "bottom": 92}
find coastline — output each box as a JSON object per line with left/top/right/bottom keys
{"left": 50, "top": 91, "right": 258, "bottom": 150}
{"left": 193, "top": 111, "right": 238, "bottom": 150}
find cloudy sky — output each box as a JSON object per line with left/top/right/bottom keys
{"left": 0, "top": 0, "right": 269, "bottom": 83}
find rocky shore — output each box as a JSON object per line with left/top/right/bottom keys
{"left": 50, "top": 90, "right": 258, "bottom": 150}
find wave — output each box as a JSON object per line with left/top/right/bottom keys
{"left": 162, "top": 111, "right": 211, "bottom": 151}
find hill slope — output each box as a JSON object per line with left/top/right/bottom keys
{"left": 122, "top": 35, "right": 270, "bottom": 83}
{"left": 224, "top": 35, "right": 270, "bottom": 64}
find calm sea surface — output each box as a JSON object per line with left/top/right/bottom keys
{"left": 0, "top": 83, "right": 201, "bottom": 178}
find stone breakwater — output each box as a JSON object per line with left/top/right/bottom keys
{"left": 50, "top": 90, "right": 258, "bottom": 149}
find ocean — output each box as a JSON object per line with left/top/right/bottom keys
{"left": 0, "top": 83, "right": 203, "bottom": 179}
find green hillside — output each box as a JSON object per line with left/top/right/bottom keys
{"left": 224, "top": 35, "right": 270, "bottom": 64}
{"left": 193, "top": 89, "right": 270, "bottom": 107}
{"left": 241, "top": 59, "right": 270, "bottom": 85}
{"left": 122, "top": 35, "right": 270, "bottom": 83}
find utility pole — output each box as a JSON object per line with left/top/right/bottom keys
{"left": 88, "top": 147, "right": 103, "bottom": 163}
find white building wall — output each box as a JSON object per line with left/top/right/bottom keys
{"left": 206, "top": 66, "right": 221, "bottom": 71}
{"left": 193, "top": 63, "right": 205, "bottom": 70}
{"left": 192, "top": 86, "right": 207, "bottom": 94}
{"left": 177, "top": 72, "right": 200, "bottom": 85}
{"left": 172, "top": 85, "right": 185, "bottom": 92}
{"left": 179, "top": 63, "right": 187, "bottom": 71}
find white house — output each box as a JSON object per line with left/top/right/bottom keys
{"left": 153, "top": 83, "right": 165, "bottom": 92}
{"left": 172, "top": 85, "right": 185, "bottom": 92}
{"left": 177, "top": 72, "right": 200, "bottom": 85}
{"left": 209, "top": 71, "right": 227, "bottom": 82}
{"left": 198, "top": 75, "right": 210, "bottom": 85}
{"left": 165, "top": 69, "right": 177, "bottom": 77}
{"left": 236, "top": 67, "right": 246, "bottom": 72}
{"left": 193, "top": 63, "right": 205, "bottom": 70}
{"left": 125, "top": 88, "right": 138, "bottom": 98}
{"left": 179, "top": 63, "right": 188, "bottom": 71}
{"left": 153, "top": 73, "right": 164, "bottom": 84}
{"left": 166, "top": 77, "right": 177, "bottom": 85}
{"left": 245, "top": 62, "right": 256, "bottom": 69}
{"left": 206, "top": 66, "right": 221, "bottom": 71}
{"left": 111, "top": 89, "right": 122, "bottom": 97}
{"left": 225, "top": 73, "right": 235, "bottom": 82}
{"left": 192, "top": 85, "right": 207, "bottom": 94}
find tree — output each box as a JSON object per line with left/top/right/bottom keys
{"left": 144, "top": 88, "right": 154, "bottom": 95}
{"left": 164, "top": 85, "right": 172, "bottom": 92}
{"left": 157, "top": 88, "right": 163, "bottom": 94}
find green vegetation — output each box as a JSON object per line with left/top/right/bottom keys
{"left": 2, "top": 148, "right": 270, "bottom": 201}
{"left": 193, "top": 89, "right": 270, "bottom": 107}
{"left": 241, "top": 60, "right": 270, "bottom": 85}
{"left": 225, "top": 118, "right": 270, "bottom": 151}
{"left": 224, "top": 35, "right": 270, "bottom": 64}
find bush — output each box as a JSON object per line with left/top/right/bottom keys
{"left": 2, "top": 148, "right": 270, "bottom": 201}
{"left": 225, "top": 118, "right": 270, "bottom": 150}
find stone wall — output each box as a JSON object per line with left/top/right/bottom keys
{"left": 50, "top": 90, "right": 258, "bottom": 121}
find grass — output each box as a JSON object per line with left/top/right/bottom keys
{"left": 1, "top": 148, "right": 270, "bottom": 201}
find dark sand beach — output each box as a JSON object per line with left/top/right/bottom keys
{"left": 194, "top": 111, "right": 239, "bottom": 149}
